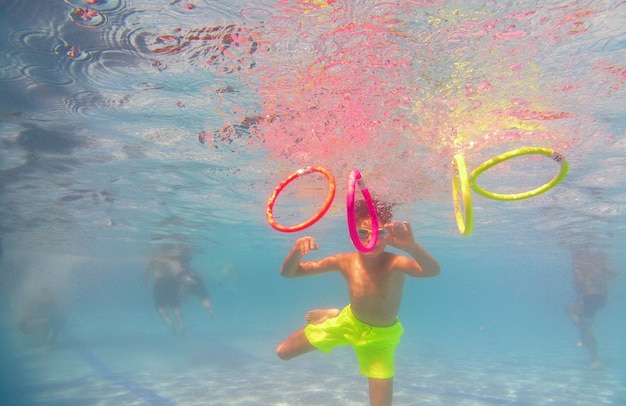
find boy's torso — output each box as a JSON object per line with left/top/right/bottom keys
{"left": 339, "top": 252, "right": 405, "bottom": 327}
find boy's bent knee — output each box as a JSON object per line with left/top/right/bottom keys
{"left": 276, "top": 329, "right": 315, "bottom": 360}
{"left": 276, "top": 343, "right": 291, "bottom": 360}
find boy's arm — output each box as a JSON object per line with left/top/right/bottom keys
{"left": 280, "top": 236, "right": 340, "bottom": 278}
{"left": 387, "top": 221, "right": 440, "bottom": 277}
{"left": 401, "top": 241, "right": 440, "bottom": 277}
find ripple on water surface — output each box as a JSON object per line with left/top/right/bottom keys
{"left": 63, "top": 0, "right": 123, "bottom": 11}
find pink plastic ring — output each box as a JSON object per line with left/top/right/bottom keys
{"left": 346, "top": 169, "right": 379, "bottom": 252}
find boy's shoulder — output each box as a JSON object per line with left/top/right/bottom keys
{"left": 321, "top": 251, "right": 360, "bottom": 266}
{"left": 329, "top": 252, "right": 355, "bottom": 260}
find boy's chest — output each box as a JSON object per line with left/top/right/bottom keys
{"left": 345, "top": 267, "right": 403, "bottom": 296}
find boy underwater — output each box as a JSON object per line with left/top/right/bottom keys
{"left": 276, "top": 199, "right": 440, "bottom": 406}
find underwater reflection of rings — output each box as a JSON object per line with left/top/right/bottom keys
{"left": 133, "top": 24, "right": 261, "bottom": 73}
{"left": 198, "top": 114, "right": 275, "bottom": 152}
{"left": 67, "top": 7, "right": 108, "bottom": 28}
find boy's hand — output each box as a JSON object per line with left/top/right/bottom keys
{"left": 281, "top": 236, "right": 319, "bottom": 277}
{"left": 293, "top": 236, "right": 319, "bottom": 256}
{"left": 386, "top": 221, "right": 416, "bottom": 250}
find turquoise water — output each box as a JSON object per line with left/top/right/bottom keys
{"left": 1, "top": 0, "right": 625, "bottom": 405}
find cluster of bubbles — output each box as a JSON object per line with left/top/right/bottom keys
{"left": 13, "top": 0, "right": 617, "bottom": 208}
{"left": 224, "top": 1, "right": 619, "bottom": 204}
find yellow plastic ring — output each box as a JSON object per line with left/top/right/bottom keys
{"left": 470, "top": 147, "right": 569, "bottom": 201}
{"left": 452, "top": 154, "right": 473, "bottom": 236}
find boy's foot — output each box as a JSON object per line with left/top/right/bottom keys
{"left": 305, "top": 308, "right": 340, "bottom": 325}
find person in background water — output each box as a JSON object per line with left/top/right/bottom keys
{"left": 178, "top": 262, "right": 214, "bottom": 320}
{"left": 276, "top": 199, "right": 440, "bottom": 406}
{"left": 144, "top": 244, "right": 213, "bottom": 335}
{"left": 565, "top": 248, "right": 619, "bottom": 369}
{"left": 19, "top": 287, "right": 66, "bottom": 349}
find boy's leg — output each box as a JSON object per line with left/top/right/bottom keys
{"left": 276, "top": 328, "right": 317, "bottom": 360}
{"left": 368, "top": 377, "right": 393, "bottom": 406}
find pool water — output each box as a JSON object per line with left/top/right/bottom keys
{"left": 0, "top": 0, "right": 624, "bottom": 405}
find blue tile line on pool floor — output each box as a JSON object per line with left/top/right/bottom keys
{"left": 398, "top": 383, "right": 532, "bottom": 405}
{"left": 65, "top": 333, "right": 175, "bottom": 406}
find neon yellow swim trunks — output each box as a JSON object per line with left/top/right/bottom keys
{"left": 304, "top": 305, "right": 404, "bottom": 379}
